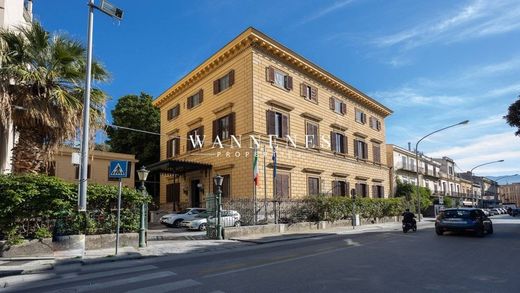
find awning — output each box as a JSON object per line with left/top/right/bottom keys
{"left": 147, "top": 159, "right": 212, "bottom": 175}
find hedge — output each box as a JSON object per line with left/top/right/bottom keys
{"left": 292, "top": 196, "right": 407, "bottom": 223}
{"left": 0, "top": 174, "right": 148, "bottom": 243}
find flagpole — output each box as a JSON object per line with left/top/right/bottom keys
{"left": 272, "top": 146, "right": 277, "bottom": 224}
{"left": 253, "top": 145, "right": 258, "bottom": 225}
{"left": 263, "top": 144, "right": 267, "bottom": 222}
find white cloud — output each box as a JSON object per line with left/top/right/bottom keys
{"left": 427, "top": 132, "right": 520, "bottom": 175}
{"left": 373, "top": 0, "right": 520, "bottom": 49}
{"left": 297, "top": 0, "right": 354, "bottom": 25}
{"left": 372, "top": 87, "right": 467, "bottom": 107}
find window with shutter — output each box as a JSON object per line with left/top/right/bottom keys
{"left": 268, "top": 67, "right": 292, "bottom": 91}
{"left": 354, "top": 139, "right": 368, "bottom": 160}
{"left": 373, "top": 143, "right": 381, "bottom": 163}
{"left": 355, "top": 109, "right": 366, "bottom": 124}
{"left": 308, "top": 177, "right": 320, "bottom": 196}
{"left": 267, "top": 110, "right": 288, "bottom": 138}
{"left": 187, "top": 91, "right": 202, "bottom": 109}
{"left": 305, "top": 121, "right": 319, "bottom": 148}
{"left": 332, "top": 180, "right": 347, "bottom": 196}
{"left": 213, "top": 113, "right": 235, "bottom": 141}
{"left": 331, "top": 132, "right": 346, "bottom": 154}
{"left": 301, "top": 83, "right": 318, "bottom": 103}
{"left": 330, "top": 97, "right": 345, "bottom": 114}
{"left": 275, "top": 173, "right": 290, "bottom": 198}
{"left": 187, "top": 127, "right": 204, "bottom": 151}
{"left": 168, "top": 104, "right": 180, "bottom": 120}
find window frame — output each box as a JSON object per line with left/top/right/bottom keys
{"left": 187, "top": 126, "right": 204, "bottom": 151}
{"left": 332, "top": 180, "right": 348, "bottom": 196}
{"left": 275, "top": 172, "right": 291, "bottom": 198}
{"left": 187, "top": 90, "right": 203, "bottom": 109}
{"left": 307, "top": 176, "right": 321, "bottom": 196}
{"left": 167, "top": 104, "right": 180, "bottom": 121}
{"left": 305, "top": 120, "right": 319, "bottom": 149}
{"left": 355, "top": 109, "right": 366, "bottom": 124}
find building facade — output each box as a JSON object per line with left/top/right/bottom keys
{"left": 459, "top": 172, "right": 500, "bottom": 207}
{"left": 386, "top": 144, "right": 441, "bottom": 196}
{"left": 0, "top": 0, "right": 33, "bottom": 174}
{"left": 50, "top": 147, "right": 138, "bottom": 187}
{"left": 151, "top": 28, "right": 392, "bottom": 211}
{"left": 500, "top": 183, "right": 520, "bottom": 207}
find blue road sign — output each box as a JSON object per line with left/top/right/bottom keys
{"left": 109, "top": 160, "right": 129, "bottom": 179}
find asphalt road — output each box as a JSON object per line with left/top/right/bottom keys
{"left": 6, "top": 215, "right": 520, "bottom": 293}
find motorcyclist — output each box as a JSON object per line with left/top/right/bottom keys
{"left": 402, "top": 208, "right": 416, "bottom": 226}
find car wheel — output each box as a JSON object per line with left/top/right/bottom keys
{"left": 234, "top": 221, "right": 241, "bottom": 227}
{"left": 403, "top": 227, "right": 408, "bottom": 233}
{"left": 475, "top": 226, "right": 485, "bottom": 237}
{"left": 173, "top": 219, "right": 183, "bottom": 228}
{"left": 435, "top": 228, "right": 443, "bottom": 236}
{"left": 199, "top": 223, "right": 207, "bottom": 231}
{"left": 487, "top": 225, "right": 493, "bottom": 235}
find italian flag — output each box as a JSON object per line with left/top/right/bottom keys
{"left": 253, "top": 147, "right": 259, "bottom": 186}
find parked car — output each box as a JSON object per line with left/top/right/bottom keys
{"left": 435, "top": 208, "right": 493, "bottom": 237}
{"left": 500, "top": 208, "right": 507, "bottom": 214}
{"left": 160, "top": 208, "right": 207, "bottom": 228}
{"left": 182, "top": 210, "right": 241, "bottom": 231}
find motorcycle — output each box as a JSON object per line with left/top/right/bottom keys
{"left": 402, "top": 221, "right": 417, "bottom": 233}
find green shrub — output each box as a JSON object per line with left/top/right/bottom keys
{"left": 35, "top": 227, "right": 52, "bottom": 239}
{"left": 291, "top": 196, "right": 406, "bottom": 223}
{"left": 0, "top": 174, "right": 149, "bottom": 240}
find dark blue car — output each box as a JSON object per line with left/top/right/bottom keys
{"left": 435, "top": 208, "right": 493, "bottom": 237}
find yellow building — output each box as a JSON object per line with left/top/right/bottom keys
{"left": 151, "top": 28, "right": 392, "bottom": 210}
{"left": 50, "top": 147, "right": 138, "bottom": 187}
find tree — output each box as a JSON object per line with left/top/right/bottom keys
{"left": 106, "top": 93, "right": 160, "bottom": 167}
{"left": 505, "top": 96, "right": 520, "bottom": 136}
{"left": 0, "top": 22, "right": 109, "bottom": 173}
{"left": 395, "top": 180, "right": 433, "bottom": 212}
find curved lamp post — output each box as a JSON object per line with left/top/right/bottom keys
{"left": 213, "top": 174, "right": 223, "bottom": 240}
{"left": 137, "top": 166, "right": 150, "bottom": 248}
{"left": 470, "top": 160, "right": 504, "bottom": 208}
{"left": 415, "top": 120, "right": 469, "bottom": 221}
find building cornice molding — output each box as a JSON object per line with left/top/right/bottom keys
{"left": 153, "top": 28, "right": 392, "bottom": 117}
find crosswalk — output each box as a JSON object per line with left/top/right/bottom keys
{"left": 2, "top": 262, "right": 223, "bottom": 293}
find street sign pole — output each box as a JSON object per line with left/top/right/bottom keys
{"left": 115, "top": 178, "right": 122, "bottom": 255}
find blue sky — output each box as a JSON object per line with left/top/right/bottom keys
{"left": 37, "top": 0, "right": 520, "bottom": 176}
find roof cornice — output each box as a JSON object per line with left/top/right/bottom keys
{"left": 153, "top": 27, "right": 393, "bottom": 117}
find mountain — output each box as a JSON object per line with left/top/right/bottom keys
{"left": 486, "top": 175, "right": 520, "bottom": 184}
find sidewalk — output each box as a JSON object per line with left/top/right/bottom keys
{"left": 0, "top": 219, "right": 435, "bottom": 279}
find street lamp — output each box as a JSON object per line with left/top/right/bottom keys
{"left": 415, "top": 120, "right": 469, "bottom": 221}
{"left": 495, "top": 174, "right": 518, "bottom": 182}
{"left": 137, "top": 166, "right": 149, "bottom": 248}
{"left": 213, "top": 175, "right": 223, "bottom": 240}
{"left": 470, "top": 160, "right": 504, "bottom": 208}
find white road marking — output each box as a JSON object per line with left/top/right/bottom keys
{"left": 4, "top": 265, "right": 158, "bottom": 291}
{"left": 125, "top": 279, "right": 201, "bottom": 293}
{"left": 45, "top": 271, "right": 176, "bottom": 292}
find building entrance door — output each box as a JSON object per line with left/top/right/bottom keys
{"left": 191, "top": 179, "right": 201, "bottom": 207}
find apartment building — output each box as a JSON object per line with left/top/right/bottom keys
{"left": 50, "top": 147, "right": 138, "bottom": 187}
{"left": 386, "top": 144, "right": 441, "bottom": 195}
{"left": 0, "top": 0, "right": 32, "bottom": 174}
{"left": 500, "top": 183, "right": 520, "bottom": 206}
{"left": 459, "top": 172, "right": 500, "bottom": 208}
{"left": 151, "top": 28, "right": 392, "bottom": 210}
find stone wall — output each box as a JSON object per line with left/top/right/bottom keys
{"left": 0, "top": 233, "right": 139, "bottom": 257}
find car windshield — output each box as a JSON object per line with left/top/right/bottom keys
{"left": 177, "top": 209, "right": 191, "bottom": 214}
{"left": 443, "top": 210, "right": 471, "bottom": 218}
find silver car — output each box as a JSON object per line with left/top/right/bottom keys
{"left": 182, "top": 210, "right": 241, "bottom": 231}
{"left": 160, "top": 208, "right": 207, "bottom": 228}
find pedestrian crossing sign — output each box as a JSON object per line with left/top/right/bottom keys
{"left": 109, "top": 160, "right": 129, "bottom": 178}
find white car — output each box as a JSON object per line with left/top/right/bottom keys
{"left": 182, "top": 210, "right": 241, "bottom": 231}
{"left": 160, "top": 208, "right": 207, "bottom": 228}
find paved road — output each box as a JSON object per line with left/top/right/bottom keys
{"left": 5, "top": 215, "right": 520, "bottom": 292}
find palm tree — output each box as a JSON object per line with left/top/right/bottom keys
{"left": 0, "top": 22, "right": 109, "bottom": 173}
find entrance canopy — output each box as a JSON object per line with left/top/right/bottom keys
{"left": 147, "top": 159, "right": 212, "bottom": 175}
